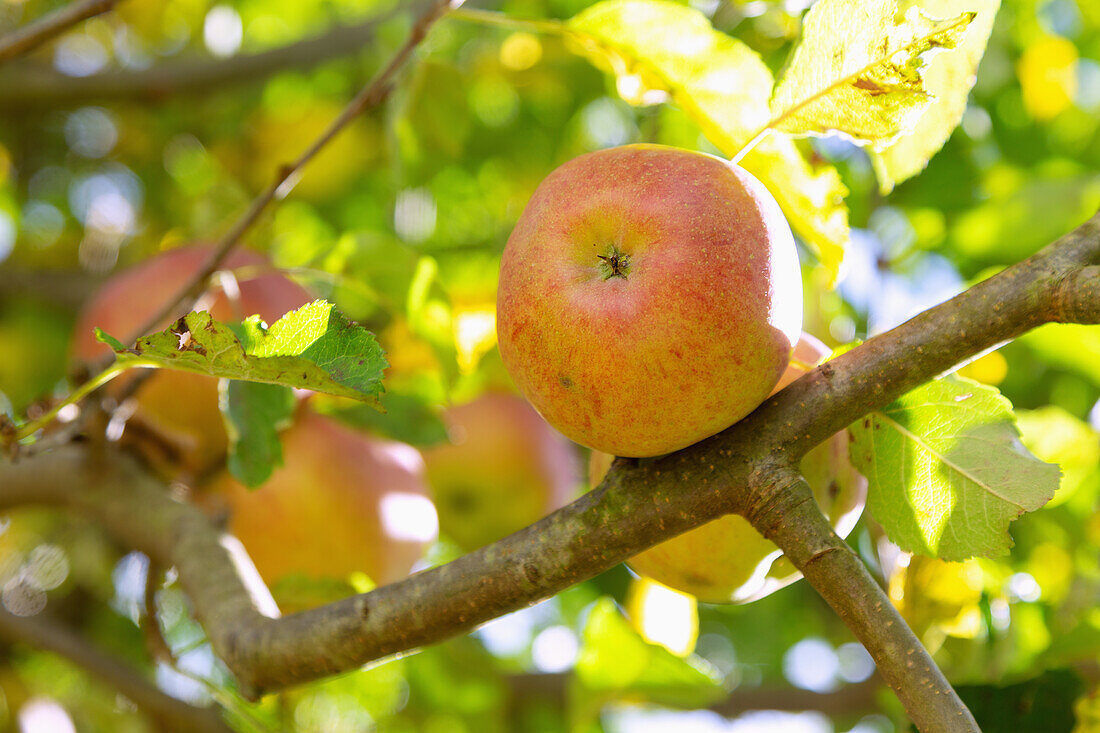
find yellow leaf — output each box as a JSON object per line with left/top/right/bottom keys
{"left": 568, "top": 0, "right": 850, "bottom": 281}
{"left": 741, "top": 135, "right": 849, "bottom": 279}
{"left": 770, "top": 0, "right": 975, "bottom": 149}
{"left": 871, "top": 0, "right": 1000, "bottom": 193}
{"left": 568, "top": 0, "right": 773, "bottom": 149}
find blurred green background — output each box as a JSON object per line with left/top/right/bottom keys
{"left": 0, "top": 0, "right": 1098, "bottom": 731}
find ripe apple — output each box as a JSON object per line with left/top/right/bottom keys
{"left": 421, "top": 393, "right": 580, "bottom": 551}
{"left": 71, "top": 245, "right": 313, "bottom": 477}
{"left": 204, "top": 409, "right": 438, "bottom": 591}
{"left": 592, "top": 334, "right": 868, "bottom": 603}
{"left": 496, "top": 144, "right": 802, "bottom": 457}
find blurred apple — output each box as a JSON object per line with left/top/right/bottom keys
{"left": 204, "top": 409, "right": 438, "bottom": 592}
{"left": 71, "top": 245, "right": 313, "bottom": 478}
{"left": 422, "top": 393, "right": 581, "bottom": 551}
{"left": 592, "top": 334, "right": 867, "bottom": 603}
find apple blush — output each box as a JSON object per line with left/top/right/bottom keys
{"left": 496, "top": 144, "right": 803, "bottom": 457}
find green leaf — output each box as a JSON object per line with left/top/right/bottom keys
{"left": 97, "top": 301, "right": 387, "bottom": 406}
{"left": 955, "top": 668, "right": 1084, "bottom": 733}
{"left": 567, "top": 0, "right": 850, "bottom": 282}
{"left": 1019, "top": 323, "right": 1100, "bottom": 387}
{"left": 93, "top": 329, "right": 126, "bottom": 351}
{"left": 850, "top": 374, "right": 1060, "bottom": 560}
{"left": 1016, "top": 406, "right": 1100, "bottom": 508}
{"left": 771, "top": 0, "right": 974, "bottom": 149}
{"left": 871, "top": 0, "right": 1000, "bottom": 192}
{"left": 950, "top": 174, "right": 1100, "bottom": 264}
{"left": 571, "top": 597, "right": 724, "bottom": 727}
{"left": 222, "top": 381, "right": 295, "bottom": 487}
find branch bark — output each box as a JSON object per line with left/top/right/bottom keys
{"left": 0, "top": 212, "right": 1097, "bottom": 726}
{"left": 0, "top": 607, "right": 233, "bottom": 733}
{"left": 0, "top": 0, "right": 121, "bottom": 65}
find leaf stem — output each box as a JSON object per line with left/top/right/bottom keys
{"left": 448, "top": 8, "right": 566, "bottom": 35}
{"left": 730, "top": 128, "right": 771, "bottom": 165}
{"left": 12, "top": 362, "right": 128, "bottom": 442}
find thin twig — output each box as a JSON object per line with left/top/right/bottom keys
{"left": 0, "top": 0, "right": 122, "bottom": 64}
{"left": 142, "top": 561, "right": 173, "bottom": 663}
{"left": 107, "top": 0, "right": 459, "bottom": 363}
{"left": 0, "top": 3, "right": 424, "bottom": 109}
{"left": 58, "top": 0, "right": 457, "bottom": 418}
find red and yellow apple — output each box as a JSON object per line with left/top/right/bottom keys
{"left": 592, "top": 334, "right": 868, "bottom": 603}
{"left": 71, "top": 245, "right": 313, "bottom": 477}
{"left": 421, "top": 393, "right": 580, "bottom": 551}
{"left": 205, "top": 409, "right": 438, "bottom": 590}
{"left": 496, "top": 144, "right": 802, "bottom": 457}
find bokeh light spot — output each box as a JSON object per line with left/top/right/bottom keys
{"left": 783, "top": 637, "right": 839, "bottom": 692}
{"left": 532, "top": 625, "right": 579, "bottom": 673}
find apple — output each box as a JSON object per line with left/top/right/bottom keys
{"left": 71, "top": 245, "right": 313, "bottom": 477}
{"left": 421, "top": 393, "right": 580, "bottom": 551}
{"left": 592, "top": 334, "right": 868, "bottom": 603}
{"left": 204, "top": 409, "right": 438, "bottom": 591}
{"left": 496, "top": 143, "right": 803, "bottom": 457}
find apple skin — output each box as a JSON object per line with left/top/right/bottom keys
{"left": 205, "top": 409, "right": 438, "bottom": 589}
{"left": 592, "top": 334, "right": 868, "bottom": 603}
{"left": 71, "top": 245, "right": 313, "bottom": 477}
{"left": 496, "top": 144, "right": 802, "bottom": 458}
{"left": 422, "top": 393, "right": 580, "bottom": 551}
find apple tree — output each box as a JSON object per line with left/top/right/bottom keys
{"left": 0, "top": 0, "right": 1098, "bottom": 731}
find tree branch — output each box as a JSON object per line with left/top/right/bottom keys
{"left": 106, "top": 0, "right": 456, "bottom": 367}
{"left": 0, "top": 0, "right": 121, "bottom": 65}
{"left": 0, "top": 212, "right": 1097, "bottom": 724}
{"left": 0, "top": 1, "right": 430, "bottom": 109}
{"left": 0, "top": 607, "right": 233, "bottom": 732}
{"left": 507, "top": 671, "right": 884, "bottom": 718}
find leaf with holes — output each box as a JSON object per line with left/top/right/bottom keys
{"left": 95, "top": 300, "right": 387, "bottom": 407}
{"left": 850, "top": 374, "right": 1059, "bottom": 560}
{"left": 770, "top": 0, "right": 974, "bottom": 149}
{"left": 871, "top": 0, "right": 1000, "bottom": 192}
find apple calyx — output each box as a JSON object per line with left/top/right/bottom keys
{"left": 596, "top": 245, "right": 631, "bottom": 280}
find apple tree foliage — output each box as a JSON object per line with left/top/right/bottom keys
{"left": 0, "top": 0, "right": 1098, "bottom": 730}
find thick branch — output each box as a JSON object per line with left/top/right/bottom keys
{"left": 0, "top": 607, "right": 233, "bottom": 732}
{"left": 0, "top": 213, "right": 1097, "bottom": 718}
{"left": 0, "top": 446, "right": 279, "bottom": 698}
{"left": 0, "top": 0, "right": 120, "bottom": 65}
{"left": 748, "top": 471, "right": 976, "bottom": 732}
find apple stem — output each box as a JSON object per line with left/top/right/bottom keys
{"left": 596, "top": 246, "right": 631, "bottom": 280}
{"left": 730, "top": 128, "right": 772, "bottom": 166}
